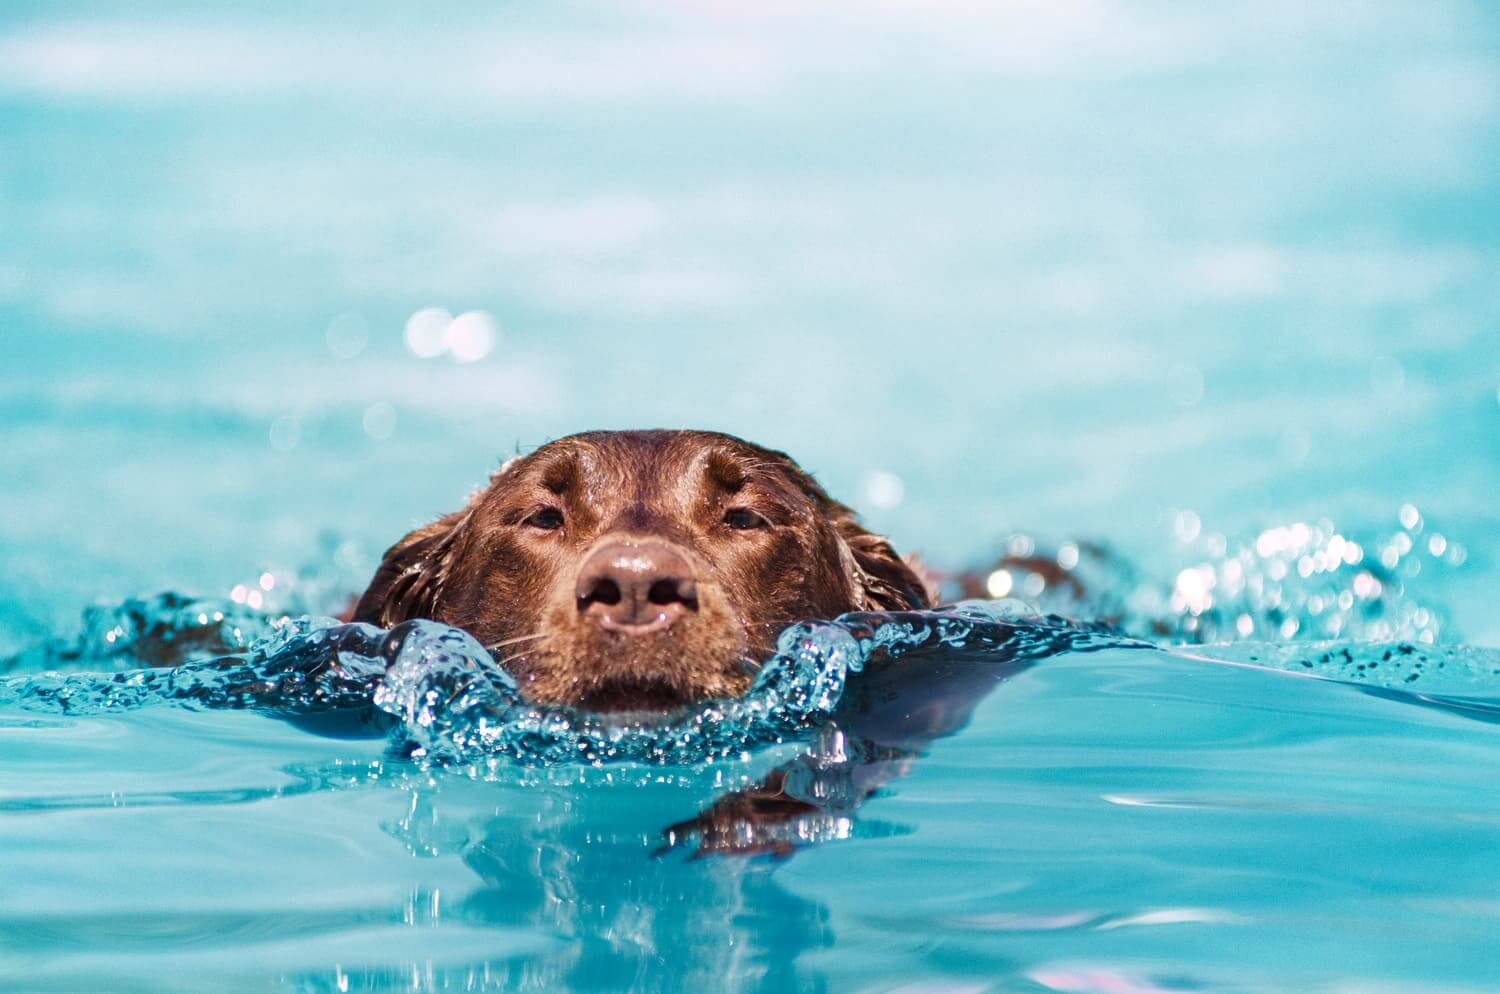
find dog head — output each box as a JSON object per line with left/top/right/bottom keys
{"left": 354, "top": 430, "right": 928, "bottom": 712}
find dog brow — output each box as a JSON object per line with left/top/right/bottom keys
{"left": 700, "top": 449, "right": 748, "bottom": 492}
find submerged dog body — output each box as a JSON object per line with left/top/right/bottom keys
{"left": 354, "top": 430, "right": 929, "bottom": 712}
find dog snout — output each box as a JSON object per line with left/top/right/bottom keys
{"left": 575, "top": 540, "right": 699, "bottom": 633}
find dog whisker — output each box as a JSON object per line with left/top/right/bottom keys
{"left": 485, "top": 632, "right": 549, "bottom": 651}
{"left": 495, "top": 646, "right": 545, "bottom": 668}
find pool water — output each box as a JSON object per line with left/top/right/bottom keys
{"left": 5, "top": 600, "right": 1500, "bottom": 993}
{"left": 3, "top": 1, "right": 1499, "bottom": 991}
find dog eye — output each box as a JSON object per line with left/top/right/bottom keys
{"left": 723, "top": 508, "right": 766, "bottom": 530}
{"left": 523, "top": 508, "right": 565, "bottom": 531}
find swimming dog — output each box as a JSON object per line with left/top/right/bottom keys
{"left": 354, "top": 429, "right": 931, "bottom": 713}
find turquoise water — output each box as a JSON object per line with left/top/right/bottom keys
{"left": 3, "top": 2, "right": 1500, "bottom": 991}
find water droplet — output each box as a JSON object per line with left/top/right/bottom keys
{"left": 1256, "top": 527, "right": 1288, "bottom": 557}
{"left": 1173, "top": 510, "right": 1201, "bottom": 543}
{"left": 1174, "top": 567, "right": 1214, "bottom": 615}
{"left": 985, "top": 569, "right": 1013, "bottom": 598}
{"left": 1399, "top": 503, "right": 1421, "bottom": 531}
{"left": 405, "top": 307, "right": 453, "bottom": 358}
{"left": 1057, "top": 542, "right": 1080, "bottom": 570}
{"left": 445, "top": 310, "right": 499, "bottom": 363}
{"left": 861, "top": 470, "right": 905, "bottom": 510}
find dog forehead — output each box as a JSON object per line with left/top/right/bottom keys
{"left": 488, "top": 431, "right": 816, "bottom": 528}
{"left": 526, "top": 431, "right": 760, "bottom": 483}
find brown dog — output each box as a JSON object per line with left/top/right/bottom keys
{"left": 354, "top": 429, "right": 930, "bottom": 713}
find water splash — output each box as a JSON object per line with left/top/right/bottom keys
{"left": 0, "top": 507, "right": 1486, "bottom": 766}
{"left": 965, "top": 507, "right": 1472, "bottom": 645}
{"left": 0, "top": 591, "right": 283, "bottom": 675}
{"left": 0, "top": 601, "right": 1131, "bottom": 766}
{"left": 1158, "top": 512, "right": 1466, "bottom": 644}
{"left": 0, "top": 617, "right": 383, "bottom": 717}
{"left": 375, "top": 600, "right": 1131, "bottom": 766}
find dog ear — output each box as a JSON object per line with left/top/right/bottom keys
{"left": 753, "top": 442, "right": 932, "bottom": 614}
{"left": 833, "top": 513, "right": 932, "bottom": 612}
{"left": 352, "top": 510, "right": 468, "bottom": 628}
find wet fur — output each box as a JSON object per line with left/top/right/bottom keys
{"left": 354, "top": 430, "right": 928, "bottom": 708}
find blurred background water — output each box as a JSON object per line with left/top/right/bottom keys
{"left": 2, "top": 2, "right": 1500, "bottom": 992}
{"left": 2, "top": 1, "right": 1496, "bottom": 649}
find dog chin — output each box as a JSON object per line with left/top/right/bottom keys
{"left": 574, "top": 676, "right": 695, "bottom": 719}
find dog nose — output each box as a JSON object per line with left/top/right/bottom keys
{"left": 576, "top": 540, "right": 698, "bottom": 633}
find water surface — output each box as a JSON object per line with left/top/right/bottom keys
{"left": 2, "top": 2, "right": 1499, "bottom": 991}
